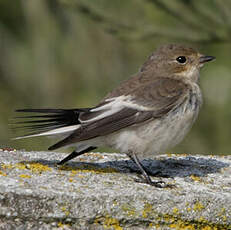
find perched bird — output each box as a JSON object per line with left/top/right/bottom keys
{"left": 13, "top": 44, "right": 215, "bottom": 187}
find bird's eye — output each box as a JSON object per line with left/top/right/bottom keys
{"left": 176, "top": 56, "right": 187, "bottom": 64}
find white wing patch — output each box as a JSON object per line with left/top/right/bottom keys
{"left": 79, "top": 95, "right": 152, "bottom": 123}
{"left": 13, "top": 124, "right": 80, "bottom": 140}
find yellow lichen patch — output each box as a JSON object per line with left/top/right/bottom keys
{"left": 70, "top": 170, "right": 77, "bottom": 177}
{"left": 163, "top": 213, "right": 176, "bottom": 224}
{"left": 61, "top": 206, "right": 70, "bottom": 216}
{"left": 199, "top": 216, "right": 206, "bottom": 222}
{"left": 103, "top": 215, "right": 123, "bottom": 230}
{"left": 94, "top": 215, "right": 123, "bottom": 230}
{"left": 69, "top": 178, "right": 73, "bottom": 182}
{"left": 159, "top": 212, "right": 230, "bottom": 230}
{"left": 19, "top": 174, "right": 31, "bottom": 179}
{"left": 121, "top": 204, "right": 136, "bottom": 217}
{"left": 1, "top": 162, "right": 51, "bottom": 174}
{"left": 169, "top": 221, "right": 195, "bottom": 230}
{"left": 142, "top": 203, "right": 153, "bottom": 218}
{"left": 57, "top": 222, "right": 70, "bottom": 228}
{"left": 201, "top": 227, "right": 217, "bottom": 230}
{"left": 25, "top": 162, "right": 51, "bottom": 173}
{"left": 1, "top": 163, "right": 13, "bottom": 169}
{"left": 193, "top": 202, "right": 205, "bottom": 211}
{"left": 190, "top": 175, "right": 202, "bottom": 182}
{"left": 172, "top": 207, "right": 179, "bottom": 215}
{"left": 57, "top": 222, "right": 64, "bottom": 228}
{"left": 15, "top": 163, "right": 26, "bottom": 170}
{"left": 0, "top": 170, "right": 7, "bottom": 176}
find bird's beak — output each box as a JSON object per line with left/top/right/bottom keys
{"left": 199, "top": 55, "right": 216, "bottom": 64}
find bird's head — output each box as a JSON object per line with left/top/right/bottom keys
{"left": 141, "top": 44, "right": 215, "bottom": 82}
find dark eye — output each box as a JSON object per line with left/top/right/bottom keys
{"left": 176, "top": 56, "right": 187, "bottom": 64}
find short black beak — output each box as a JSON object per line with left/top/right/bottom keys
{"left": 199, "top": 55, "right": 216, "bottom": 64}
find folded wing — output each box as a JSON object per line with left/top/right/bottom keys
{"left": 48, "top": 77, "right": 188, "bottom": 150}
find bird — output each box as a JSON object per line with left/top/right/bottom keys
{"left": 13, "top": 44, "right": 215, "bottom": 187}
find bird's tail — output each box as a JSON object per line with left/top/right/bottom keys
{"left": 12, "top": 108, "right": 89, "bottom": 139}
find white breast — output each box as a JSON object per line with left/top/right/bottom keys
{"left": 105, "top": 86, "right": 202, "bottom": 159}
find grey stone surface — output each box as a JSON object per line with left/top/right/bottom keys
{"left": 0, "top": 149, "right": 230, "bottom": 229}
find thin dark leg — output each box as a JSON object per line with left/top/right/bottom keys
{"left": 128, "top": 153, "right": 166, "bottom": 188}
{"left": 57, "top": 146, "right": 97, "bottom": 165}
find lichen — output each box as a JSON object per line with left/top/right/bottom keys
{"left": 121, "top": 204, "right": 136, "bottom": 217}
{"left": 57, "top": 222, "right": 70, "bottom": 228}
{"left": 193, "top": 201, "right": 205, "bottom": 211}
{"left": 0, "top": 170, "right": 7, "bottom": 176}
{"left": 94, "top": 215, "right": 123, "bottom": 230}
{"left": 1, "top": 162, "right": 51, "bottom": 174}
{"left": 24, "top": 162, "right": 52, "bottom": 173}
{"left": 19, "top": 174, "right": 31, "bottom": 179}
{"left": 142, "top": 203, "right": 153, "bottom": 218}
{"left": 172, "top": 207, "right": 179, "bottom": 215}
{"left": 190, "top": 175, "right": 202, "bottom": 182}
{"left": 60, "top": 206, "right": 70, "bottom": 216}
{"left": 155, "top": 213, "right": 230, "bottom": 230}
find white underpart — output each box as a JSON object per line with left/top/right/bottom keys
{"left": 14, "top": 124, "right": 80, "bottom": 140}
{"left": 87, "top": 83, "right": 202, "bottom": 159}
{"left": 80, "top": 95, "right": 152, "bottom": 123}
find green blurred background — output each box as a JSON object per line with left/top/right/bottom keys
{"left": 0, "top": 0, "right": 231, "bottom": 154}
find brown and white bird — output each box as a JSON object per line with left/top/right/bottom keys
{"left": 14, "top": 44, "right": 215, "bottom": 187}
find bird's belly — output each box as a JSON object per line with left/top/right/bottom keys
{"left": 105, "top": 107, "right": 199, "bottom": 158}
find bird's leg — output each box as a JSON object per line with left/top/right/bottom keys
{"left": 128, "top": 153, "right": 167, "bottom": 188}
{"left": 57, "top": 146, "right": 97, "bottom": 165}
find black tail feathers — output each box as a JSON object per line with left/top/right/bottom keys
{"left": 13, "top": 108, "right": 89, "bottom": 137}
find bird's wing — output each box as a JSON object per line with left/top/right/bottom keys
{"left": 48, "top": 77, "right": 188, "bottom": 150}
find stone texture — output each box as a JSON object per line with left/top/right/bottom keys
{"left": 0, "top": 149, "right": 230, "bottom": 229}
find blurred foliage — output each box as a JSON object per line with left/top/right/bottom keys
{"left": 0, "top": 0, "right": 231, "bottom": 154}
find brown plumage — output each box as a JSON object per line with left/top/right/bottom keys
{"left": 13, "top": 44, "right": 215, "bottom": 187}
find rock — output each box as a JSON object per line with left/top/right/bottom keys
{"left": 0, "top": 149, "right": 230, "bottom": 229}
